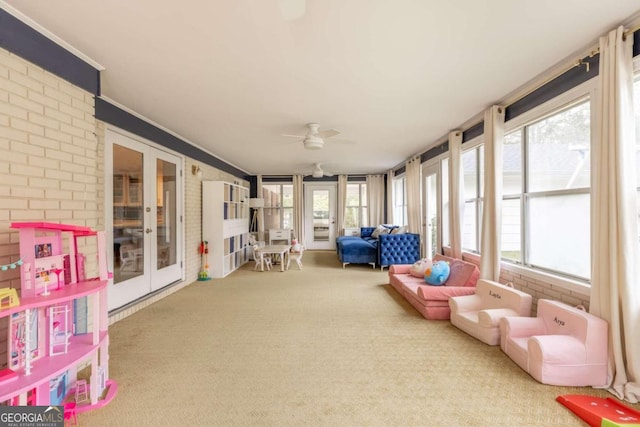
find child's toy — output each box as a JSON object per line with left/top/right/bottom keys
{"left": 0, "top": 288, "right": 20, "bottom": 310}
{"left": 198, "top": 241, "right": 211, "bottom": 281}
{"left": 424, "top": 260, "right": 450, "bottom": 286}
{"left": 557, "top": 394, "right": 640, "bottom": 426}
{"left": 410, "top": 258, "right": 432, "bottom": 278}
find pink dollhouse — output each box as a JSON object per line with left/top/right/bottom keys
{"left": 0, "top": 222, "right": 117, "bottom": 413}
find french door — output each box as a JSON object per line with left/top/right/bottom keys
{"left": 304, "top": 183, "right": 337, "bottom": 250}
{"left": 106, "top": 129, "right": 183, "bottom": 311}
{"left": 422, "top": 163, "right": 441, "bottom": 258}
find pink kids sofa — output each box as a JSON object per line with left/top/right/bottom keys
{"left": 388, "top": 254, "right": 480, "bottom": 320}
{"left": 499, "top": 299, "right": 609, "bottom": 386}
{"left": 449, "top": 279, "right": 533, "bottom": 345}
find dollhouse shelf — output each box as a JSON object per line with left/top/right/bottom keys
{"left": 0, "top": 331, "right": 108, "bottom": 402}
{"left": 3, "top": 221, "right": 115, "bottom": 410}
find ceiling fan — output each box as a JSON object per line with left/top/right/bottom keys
{"left": 282, "top": 123, "right": 346, "bottom": 150}
{"left": 307, "top": 163, "right": 333, "bottom": 178}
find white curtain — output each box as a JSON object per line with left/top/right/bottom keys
{"left": 590, "top": 25, "right": 640, "bottom": 403}
{"left": 367, "top": 174, "right": 385, "bottom": 226}
{"left": 480, "top": 106, "right": 504, "bottom": 281}
{"left": 293, "top": 175, "right": 305, "bottom": 245}
{"left": 448, "top": 130, "right": 464, "bottom": 259}
{"left": 405, "top": 156, "right": 422, "bottom": 235}
{"left": 337, "top": 175, "right": 348, "bottom": 235}
{"left": 386, "top": 169, "right": 395, "bottom": 226}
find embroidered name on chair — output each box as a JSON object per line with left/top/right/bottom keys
{"left": 489, "top": 290, "right": 502, "bottom": 299}
{"left": 554, "top": 316, "right": 565, "bottom": 326}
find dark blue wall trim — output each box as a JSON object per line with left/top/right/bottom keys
{"left": 0, "top": 9, "right": 100, "bottom": 95}
{"left": 420, "top": 141, "right": 448, "bottom": 163}
{"left": 505, "top": 54, "right": 599, "bottom": 122}
{"left": 634, "top": 29, "right": 640, "bottom": 57}
{"left": 463, "top": 122, "right": 484, "bottom": 143}
{"left": 95, "top": 97, "right": 248, "bottom": 180}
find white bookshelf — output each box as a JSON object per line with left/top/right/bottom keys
{"left": 202, "top": 181, "right": 250, "bottom": 278}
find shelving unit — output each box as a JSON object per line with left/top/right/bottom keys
{"left": 1, "top": 222, "right": 117, "bottom": 411}
{"left": 202, "top": 181, "right": 250, "bottom": 278}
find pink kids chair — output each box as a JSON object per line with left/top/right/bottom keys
{"left": 499, "top": 299, "right": 608, "bottom": 386}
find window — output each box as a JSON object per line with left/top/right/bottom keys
{"left": 502, "top": 98, "right": 591, "bottom": 280}
{"left": 344, "top": 182, "right": 368, "bottom": 228}
{"left": 393, "top": 176, "right": 407, "bottom": 226}
{"left": 262, "top": 184, "right": 293, "bottom": 229}
{"left": 462, "top": 144, "right": 483, "bottom": 252}
{"left": 441, "top": 158, "right": 449, "bottom": 247}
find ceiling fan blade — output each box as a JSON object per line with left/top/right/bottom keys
{"left": 318, "top": 129, "right": 340, "bottom": 139}
{"left": 326, "top": 138, "right": 356, "bottom": 144}
{"left": 281, "top": 134, "right": 305, "bottom": 139}
{"left": 324, "top": 172, "right": 334, "bottom": 177}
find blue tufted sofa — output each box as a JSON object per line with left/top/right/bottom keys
{"left": 336, "top": 227, "right": 420, "bottom": 270}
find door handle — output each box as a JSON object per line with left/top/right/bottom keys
{"left": 146, "top": 228, "right": 153, "bottom": 234}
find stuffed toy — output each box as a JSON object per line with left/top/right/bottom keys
{"left": 290, "top": 239, "right": 301, "bottom": 253}
{"left": 410, "top": 258, "right": 432, "bottom": 278}
{"left": 424, "top": 260, "right": 450, "bottom": 286}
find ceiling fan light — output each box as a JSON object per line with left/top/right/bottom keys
{"left": 312, "top": 169, "right": 323, "bottom": 178}
{"left": 303, "top": 135, "right": 324, "bottom": 149}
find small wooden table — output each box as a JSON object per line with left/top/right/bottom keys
{"left": 258, "top": 245, "right": 291, "bottom": 272}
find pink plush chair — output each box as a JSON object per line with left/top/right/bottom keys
{"left": 499, "top": 299, "right": 609, "bottom": 386}
{"left": 449, "top": 279, "right": 532, "bottom": 345}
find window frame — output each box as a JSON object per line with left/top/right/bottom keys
{"left": 261, "top": 182, "right": 294, "bottom": 229}
{"left": 393, "top": 175, "right": 407, "bottom": 226}
{"left": 461, "top": 136, "right": 484, "bottom": 254}
{"left": 501, "top": 78, "right": 598, "bottom": 283}
{"left": 345, "top": 181, "right": 368, "bottom": 228}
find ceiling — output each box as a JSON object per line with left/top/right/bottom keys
{"left": 4, "top": 1, "right": 640, "bottom": 177}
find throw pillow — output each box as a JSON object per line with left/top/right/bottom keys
{"left": 371, "top": 224, "right": 389, "bottom": 239}
{"left": 409, "top": 258, "right": 432, "bottom": 278}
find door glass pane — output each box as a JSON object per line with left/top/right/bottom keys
{"left": 113, "top": 144, "right": 144, "bottom": 284}
{"left": 313, "top": 190, "right": 329, "bottom": 241}
{"left": 462, "top": 149, "right": 477, "bottom": 199}
{"left": 156, "top": 159, "right": 176, "bottom": 269}
{"left": 528, "top": 193, "right": 590, "bottom": 279}
{"left": 527, "top": 101, "right": 591, "bottom": 192}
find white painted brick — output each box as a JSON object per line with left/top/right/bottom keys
{"left": 61, "top": 200, "right": 85, "bottom": 210}
{"left": 71, "top": 97, "right": 93, "bottom": 114}
{"left": 0, "top": 161, "right": 8, "bottom": 175}
{"left": 0, "top": 198, "right": 28, "bottom": 209}
{"left": 28, "top": 135, "right": 60, "bottom": 150}
{"left": 60, "top": 181, "right": 85, "bottom": 191}
{"left": 60, "top": 123, "right": 85, "bottom": 138}
{"left": 29, "top": 199, "right": 59, "bottom": 210}
{"left": 59, "top": 81, "right": 87, "bottom": 101}
{"left": 45, "top": 148, "right": 72, "bottom": 162}
{"left": 4, "top": 127, "right": 29, "bottom": 143}
{"left": 10, "top": 163, "right": 44, "bottom": 178}
{"left": 59, "top": 103, "right": 84, "bottom": 119}
{"left": 0, "top": 77, "right": 28, "bottom": 98}
{"left": 8, "top": 93, "right": 42, "bottom": 114}
{"left": 44, "top": 107, "right": 72, "bottom": 125}
{"left": 0, "top": 173, "right": 28, "bottom": 187}
{"left": 45, "top": 189, "right": 72, "bottom": 200}
{"left": 0, "top": 50, "right": 28, "bottom": 73}
{"left": 28, "top": 155, "right": 54, "bottom": 169}
{"left": 72, "top": 117, "right": 96, "bottom": 133}
{"left": 15, "top": 187, "right": 45, "bottom": 199}
{"left": 45, "top": 128, "right": 73, "bottom": 144}
{"left": 0, "top": 88, "right": 8, "bottom": 102}
{"left": 44, "top": 87, "right": 72, "bottom": 105}
{"left": 44, "top": 210, "right": 73, "bottom": 221}
{"left": 59, "top": 161, "right": 85, "bottom": 173}
{"left": 0, "top": 100, "right": 28, "bottom": 119}
{"left": 27, "top": 67, "right": 62, "bottom": 88}
{"left": 45, "top": 169, "right": 72, "bottom": 181}
{"left": 9, "top": 69, "right": 44, "bottom": 93}
{"left": 28, "top": 90, "right": 59, "bottom": 110}
{"left": 72, "top": 174, "right": 97, "bottom": 184}
{"left": 0, "top": 114, "right": 8, "bottom": 127}
{"left": 28, "top": 177, "right": 59, "bottom": 189}
{"left": 10, "top": 117, "right": 45, "bottom": 136}
{"left": 0, "top": 63, "right": 8, "bottom": 79}
{"left": 60, "top": 141, "right": 84, "bottom": 155}
{"left": 10, "top": 140, "right": 44, "bottom": 157}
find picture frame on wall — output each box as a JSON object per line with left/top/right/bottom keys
{"left": 35, "top": 243, "right": 52, "bottom": 259}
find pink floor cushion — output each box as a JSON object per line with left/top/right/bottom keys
{"left": 499, "top": 299, "right": 609, "bottom": 386}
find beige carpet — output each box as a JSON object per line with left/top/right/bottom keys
{"left": 81, "top": 251, "right": 636, "bottom": 426}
